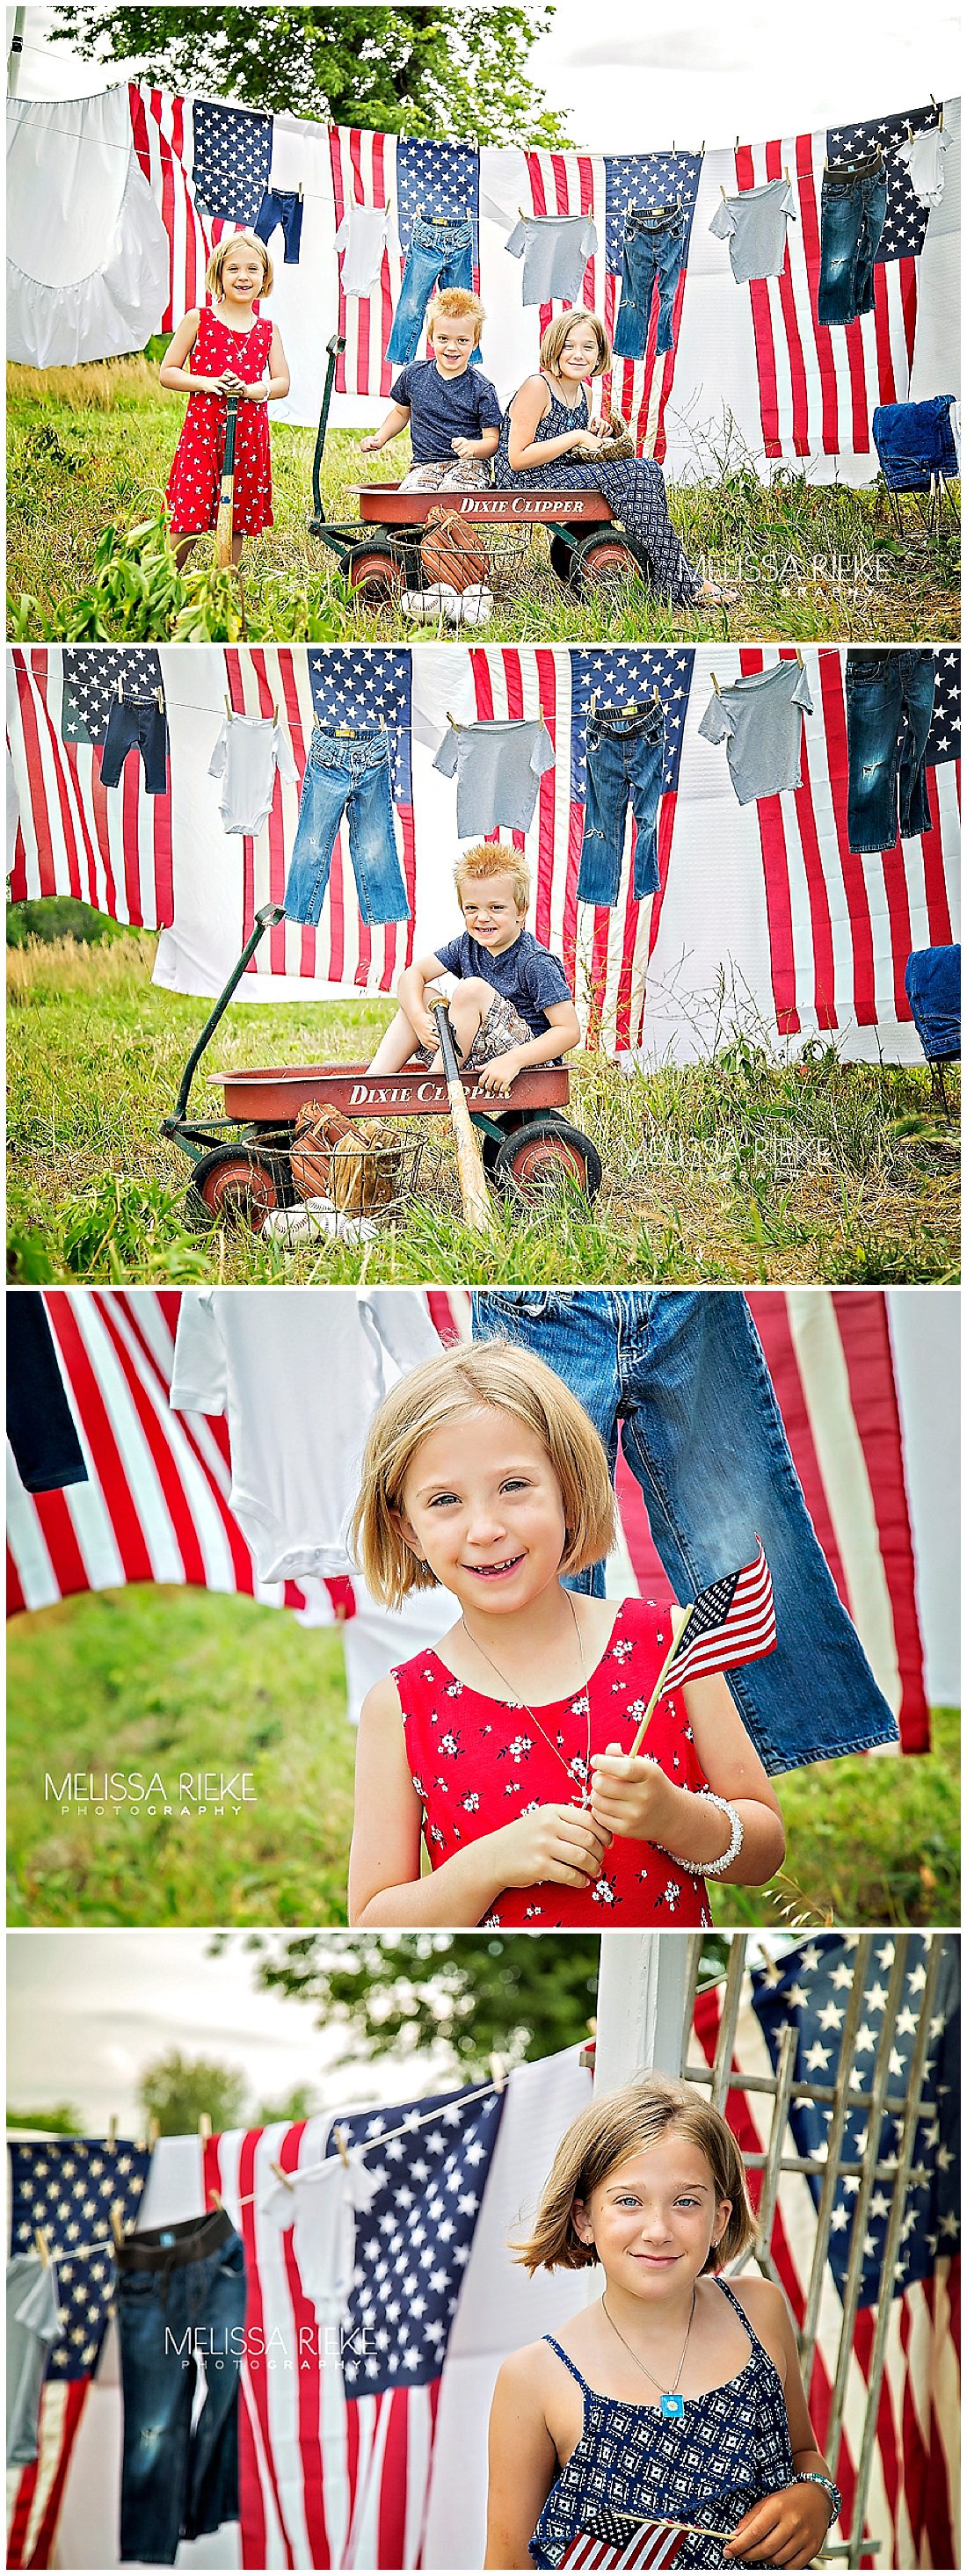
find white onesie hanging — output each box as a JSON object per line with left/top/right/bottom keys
{"left": 6, "top": 88, "right": 170, "bottom": 367}
{"left": 260, "top": 2147, "right": 379, "bottom": 2325}
{"left": 208, "top": 714, "right": 299, "bottom": 837}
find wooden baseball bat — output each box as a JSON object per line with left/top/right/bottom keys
{"left": 432, "top": 1001, "right": 494, "bottom": 1234}
{"left": 214, "top": 394, "right": 239, "bottom": 569}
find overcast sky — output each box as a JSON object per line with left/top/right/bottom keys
{"left": 7, "top": 1931, "right": 456, "bottom": 2130}
{"left": 9, "top": 2, "right": 961, "bottom": 146}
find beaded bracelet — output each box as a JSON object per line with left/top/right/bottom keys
{"left": 658, "top": 1789, "right": 744, "bottom": 1879}
{"left": 791, "top": 2471, "right": 842, "bottom": 2529}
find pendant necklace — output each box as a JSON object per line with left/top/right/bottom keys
{"left": 600, "top": 2287, "right": 696, "bottom": 2421}
{"left": 459, "top": 1591, "right": 592, "bottom": 1807}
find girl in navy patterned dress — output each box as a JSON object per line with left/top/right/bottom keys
{"left": 161, "top": 232, "right": 289, "bottom": 567}
{"left": 494, "top": 310, "right": 734, "bottom": 609}
{"left": 348, "top": 1342, "right": 785, "bottom": 1928}
{"left": 486, "top": 2076, "right": 840, "bottom": 2571}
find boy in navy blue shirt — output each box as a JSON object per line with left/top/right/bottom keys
{"left": 367, "top": 844, "right": 580, "bottom": 1098}
{"left": 360, "top": 289, "right": 501, "bottom": 490}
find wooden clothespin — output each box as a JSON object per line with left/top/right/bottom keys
{"left": 720, "top": 183, "right": 728, "bottom": 200}
{"left": 711, "top": 671, "right": 721, "bottom": 693}
{"left": 199, "top": 2113, "right": 212, "bottom": 2144}
{"left": 156, "top": 686, "right": 164, "bottom": 714}
{"left": 116, "top": 677, "right": 124, "bottom": 702}
{"left": 446, "top": 707, "right": 462, "bottom": 729}
{"left": 489, "top": 2052, "right": 506, "bottom": 2091}
{"left": 269, "top": 2159, "right": 295, "bottom": 2193}
{"left": 653, "top": 685, "right": 662, "bottom": 707}
{"left": 783, "top": 163, "right": 789, "bottom": 183}
{"left": 148, "top": 2118, "right": 160, "bottom": 2150}
{"left": 333, "top": 2126, "right": 351, "bottom": 2167}
{"left": 106, "top": 2115, "right": 117, "bottom": 2146}
{"left": 298, "top": 181, "right": 303, "bottom": 201}
{"left": 34, "top": 2227, "right": 51, "bottom": 2268}
{"left": 208, "top": 2187, "right": 224, "bottom": 2210}
{"left": 110, "top": 2202, "right": 126, "bottom": 2251}
{"left": 224, "top": 692, "right": 233, "bottom": 718}
{"left": 590, "top": 687, "right": 598, "bottom": 715}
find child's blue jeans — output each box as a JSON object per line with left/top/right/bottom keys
{"left": 613, "top": 207, "right": 686, "bottom": 359}
{"left": 284, "top": 727, "right": 410, "bottom": 927}
{"left": 845, "top": 649, "right": 935, "bottom": 853}
{"left": 578, "top": 706, "right": 666, "bottom": 904}
{"left": 470, "top": 1288, "right": 899, "bottom": 1776}
{"left": 387, "top": 216, "right": 480, "bottom": 366}
{"left": 818, "top": 156, "right": 887, "bottom": 323}
{"left": 117, "top": 2210, "right": 245, "bottom": 2565}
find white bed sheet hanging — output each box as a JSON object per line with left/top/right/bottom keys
{"left": 6, "top": 89, "right": 169, "bottom": 367}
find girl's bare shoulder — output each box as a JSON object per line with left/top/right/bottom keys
{"left": 721, "top": 2271, "right": 792, "bottom": 2360}
{"left": 494, "top": 2335, "right": 567, "bottom": 2403}
{"left": 359, "top": 1671, "right": 404, "bottom": 1726}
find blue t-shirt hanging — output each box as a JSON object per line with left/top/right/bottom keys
{"left": 390, "top": 359, "right": 502, "bottom": 464}
{"left": 434, "top": 928, "right": 572, "bottom": 1038}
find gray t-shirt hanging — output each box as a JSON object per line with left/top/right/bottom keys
{"left": 505, "top": 213, "right": 598, "bottom": 306}
{"left": 433, "top": 717, "right": 556, "bottom": 834}
{"left": 709, "top": 178, "right": 796, "bottom": 282}
{"left": 698, "top": 659, "right": 813, "bottom": 802}
{"left": 7, "top": 2255, "right": 61, "bottom": 2466}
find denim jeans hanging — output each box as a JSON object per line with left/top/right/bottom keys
{"left": 284, "top": 727, "right": 410, "bottom": 927}
{"left": 818, "top": 155, "right": 887, "bottom": 323}
{"left": 470, "top": 1288, "right": 899, "bottom": 1777}
{"left": 845, "top": 649, "right": 935, "bottom": 853}
{"left": 100, "top": 695, "right": 168, "bottom": 795}
{"left": 387, "top": 215, "right": 479, "bottom": 366}
{"left": 116, "top": 2210, "right": 246, "bottom": 2566}
{"left": 578, "top": 704, "right": 666, "bottom": 905}
{"left": 613, "top": 207, "right": 686, "bottom": 359}
{"left": 253, "top": 185, "right": 303, "bottom": 263}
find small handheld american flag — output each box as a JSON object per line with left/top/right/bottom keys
{"left": 629, "top": 1542, "right": 776, "bottom": 1753}
{"left": 559, "top": 2502, "right": 723, "bottom": 2567}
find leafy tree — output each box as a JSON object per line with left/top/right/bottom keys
{"left": 249, "top": 1933, "right": 602, "bottom": 2079}
{"left": 138, "top": 2050, "right": 247, "bottom": 2137}
{"left": 254, "top": 2084, "right": 320, "bottom": 2126}
{"left": 52, "top": 5, "right": 571, "bottom": 147}
{"left": 7, "top": 2104, "right": 83, "bottom": 2135}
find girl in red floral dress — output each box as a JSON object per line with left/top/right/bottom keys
{"left": 160, "top": 231, "right": 289, "bottom": 566}
{"left": 348, "top": 1341, "right": 785, "bottom": 1928}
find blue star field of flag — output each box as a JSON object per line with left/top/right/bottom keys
{"left": 308, "top": 647, "right": 413, "bottom": 801}
{"left": 61, "top": 649, "right": 164, "bottom": 744}
{"left": 396, "top": 138, "right": 480, "bottom": 268}
{"left": 751, "top": 1934, "right": 959, "bottom": 2305}
{"left": 192, "top": 98, "right": 273, "bottom": 222}
{"left": 604, "top": 155, "right": 702, "bottom": 277}
{"left": 570, "top": 649, "right": 695, "bottom": 803}
{"left": 925, "top": 649, "right": 960, "bottom": 768}
{"left": 10, "top": 2140, "right": 152, "bottom": 2377}
{"left": 324, "top": 2082, "right": 505, "bottom": 2394}
{"left": 825, "top": 106, "right": 937, "bottom": 263}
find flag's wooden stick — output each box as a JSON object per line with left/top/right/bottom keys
{"left": 214, "top": 394, "right": 239, "bottom": 569}
{"left": 629, "top": 1601, "right": 692, "bottom": 1754}
{"left": 432, "top": 1000, "right": 494, "bottom": 1234}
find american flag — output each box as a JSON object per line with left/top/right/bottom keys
{"left": 227, "top": 643, "right": 416, "bottom": 990}
{"left": 658, "top": 1540, "right": 777, "bottom": 1693}
{"left": 7, "top": 647, "right": 174, "bottom": 928}
{"left": 518, "top": 152, "right": 702, "bottom": 461}
{"left": 330, "top": 131, "right": 481, "bottom": 398}
{"left": 206, "top": 2080, "right": 505, "bottom": 2567}
{"left": 6, "top": 2139, "right": 152, "bottom": 2572}
{"left": 129, "top": 85, "right": 213, "bottom": 330}
{"left": 731, "top": 104, "right": 934, "bottom": 460}
{"left": 8, "top": 1289, "right": 930, "bottom": 1756}
{"left": 191, "top": 98, "right": 273, "bottom": 223}
{"left": 559, "top": 2510, "right": 691, "bottom": 2568}
{"left": 465, "top": 645, "right": 694, "bottom": 1055}
{"left": 736, "top": 646, "right": 960, "bottom": 1039}
{"left": 693, "top": 1934, "right": 959, "bottom": 2567}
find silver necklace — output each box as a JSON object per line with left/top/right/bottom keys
{"left": 459, "top": 1591, "right": 592, "bottom": 1807}
{"left": 600, "top": 2287, "right": 697, "bottom": 2421}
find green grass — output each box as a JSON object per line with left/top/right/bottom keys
{"left": 7, "top": 1586, "right": 958, "bottom": 1927}
{"left": 6, "top": 1586, "right": 356, "bottom": 1926}
{"left": 7, "top": 359, "right": 959, "bottom": 642}
{"left": 7, "top": 935, "right": 959, "bottom": 1286}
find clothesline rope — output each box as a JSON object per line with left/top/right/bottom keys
{"left": 226, "top": 2072, "right": 509, "bottom": 2207}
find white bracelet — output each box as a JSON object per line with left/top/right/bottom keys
{"left": 658, "top": 1789, "right": 744, "bottom": 1879}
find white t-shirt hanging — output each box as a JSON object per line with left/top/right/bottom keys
{"left": 208, "top": 715, "right": 299, "bottom": 838}
{"left": 697, "top": 658, "right": 813, "bottom": 803}
{"left": 169, "top": 1287, "right": 440, "bottom": 1582}
{"left": 335, "top": 205, "right": 394, "bottom": 297}
{"left": 896, "top": 124, "right": 952, "bottom": 208}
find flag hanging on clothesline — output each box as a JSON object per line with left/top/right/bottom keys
{"left": 206, "top": 2078, "right": 505, "bottom": 2567}
{"left": 691, "top": 1934, "right": 960, "bottom": 2570}
{"left": 7, "top": 647, "right": 174, "bottom": 929}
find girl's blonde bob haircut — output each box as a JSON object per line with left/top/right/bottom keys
{"left": 351, "top": 1339, "right": 617, "bottom": 1608}
{"left": 206, "top": 231, "right": 273, "bottom": 300}
{"left": 540, "top": 308, "right": 611, "bottom": 377}
{"left": 513, "top": 2075, "right": 755, "bottom": 2275}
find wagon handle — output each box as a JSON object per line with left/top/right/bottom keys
{"left": 162, "top": 903, "right": 287, "bottom": 1132}
{"left": 311, "top": 332, "right": 347, "bottom": 522}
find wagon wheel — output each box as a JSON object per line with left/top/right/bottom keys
{"left": 184, "top": 1144, "right": 282, "bottom": 1235}
{"left": 348, "top": 544, "right": 405, "bottom": 602}
{"left": 492, "top": 1118, "right": 603, "bottom": 1206}
{"left": 568, "top": 532, "right": 641, "bottom": 597}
